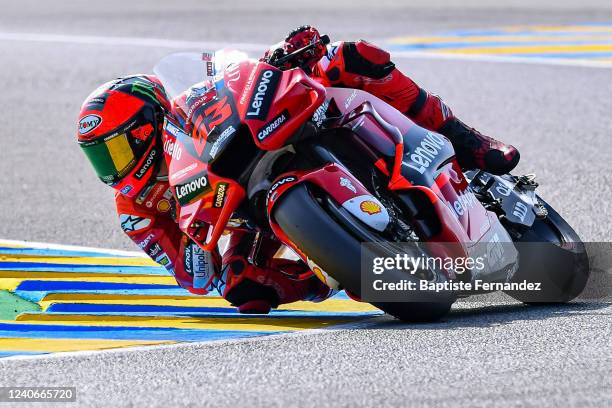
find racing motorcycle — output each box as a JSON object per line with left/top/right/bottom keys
{"left": 153, "top": 36, "right": 589, "bottom": 321}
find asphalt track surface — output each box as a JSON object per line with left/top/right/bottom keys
{"left": 0, "top": 0, "right": 611, "bottom": 407}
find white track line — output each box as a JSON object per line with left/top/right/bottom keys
{"left": 1, "top": 31, "right": 611, "bottom": 69}
{"left": 0, "top": 32, "right": 266, "bottom": 52}
{"left": 0, "top": 239, "right": 146, "bottom": 257}
{"left": 391, "top": 49, "right": 612, "bottom": 69}
{"left": 0, "top": 316, "right": 384, "bottom": 362}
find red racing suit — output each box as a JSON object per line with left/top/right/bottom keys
{"left": 115, "top": 183, "right": 331, "bottom": 313}
{"left": 312, "top": 40, "right": 453, "bottom": 132}
{"left": 114, "top": 40, "right": 461, "bottom": 312}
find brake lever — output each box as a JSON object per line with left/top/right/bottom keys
{"left": 272, "top": 35, "right": 330, "bottom": 67}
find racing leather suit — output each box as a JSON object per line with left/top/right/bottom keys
{"left": 115, "top": 182, "right": 332, "bottom": 313}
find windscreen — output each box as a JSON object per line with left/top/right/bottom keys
{"left": 153, "top": 49, "right": 250, "bottom": 99}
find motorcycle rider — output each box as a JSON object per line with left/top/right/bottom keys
{"left": 77, "top": 26, "right": 520, "bottom": 313}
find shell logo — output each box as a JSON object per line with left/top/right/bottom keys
{"left": 157, "top": 199, "right": 171, "bottom": 213}
{"left": 307, "top": 258, "right": 341, "bottom": 290}
{"left": 360, "top": 200, "right": 381, "bottom": 215}
{"left": 311, "top": 265, "right": 331, "bottom": 287}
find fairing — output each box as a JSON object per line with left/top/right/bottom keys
{"left": 154, "top": 51, "right": 516, "bottom": 284}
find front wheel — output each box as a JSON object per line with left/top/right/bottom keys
{"left": 272, "top": 184, "right": 454, "bottom": 322}
{"left": 505, "top": 198, "right": 590, "bottom": 303}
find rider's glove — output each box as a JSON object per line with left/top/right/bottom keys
{"left": 261, "top": 44, "right": 291, "bottom": 69}
{"left": 262, "top": 25, "right": 327, "bottom": 71}
{"left": 285, "top": 25, "right": 327, "bottom": 70}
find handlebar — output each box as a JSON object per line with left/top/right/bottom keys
{"left": 271, "top": 34, "right": 330, "bottom": 68}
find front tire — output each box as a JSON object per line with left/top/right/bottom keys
{"left": 273, "top": 184, "right": 453, "bottom": 322}
{"left": 505, "top": 199, "right": 589, "bottom": 303}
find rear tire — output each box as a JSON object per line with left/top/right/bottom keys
{"left": 273, "top": 184, "right": 453, "bottom": 322}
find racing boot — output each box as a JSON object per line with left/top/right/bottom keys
{"left": 409, "top": 91, "right": 520, "bottom": 175}
{"left": 439, "top": 117, "right": 520, "bottom": 175}
{"left": 220, "top": 256, "right": 334, "bottom": 314}
{"left": 219, "top": 230, "right": 334, "bottom": 313}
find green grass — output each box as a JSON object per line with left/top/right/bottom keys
{"left": 0, "top": 290, "right": 40, "bottom": 320}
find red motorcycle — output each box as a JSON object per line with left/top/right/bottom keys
{"left": 153, "top": 37, "right": 589, "bottom": 321}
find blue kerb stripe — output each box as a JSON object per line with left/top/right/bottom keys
{"left": 509, "top": 52, "right": 612, "bottom": 58}
{"left": 15, "top": 281, "right": 178, "bottom": 291}
{"left": 0, "top": 351, "right": 46, "bottom": 358}
{"left": 14, "top": 288, "right": 193, "bottom": 303}
{"left": 1, "top": 267, "right": 169, "bottom": 276}
{"left": 42, "top": 310, "right": 374, "bottom": 318}
{"left": 43, "top": 303, "right": 376, "bottom": 317}
{"left": 0, "top": 261, "right": 164, "bottom": 272}
{"left": 0, "top": 247, "right": 137, "bottom": 258}
{"left": 47, "top": 303, "right": 237, "bottom": 314}
{"left": 1, "top": 266, "right": 168, "bottom": 275}
{"left": 435, "top": 29, "right": 612, "bottom": 37}
{"left": 15, "top": 289, "right": 341, "bottom": 303}
{"left": 20, "top": 310, "right": 364, "bottom": 321}
{"left": 0, "top": 326, "right": 277, "bottom": 342}
{"left": 576, "top": 22, "right": 612, "bottom": 27}
{"left": 331, "top": 291, "right": 350, "bottom": 299}
{"left": 0, "top": 323, "right": 195, "bottom": 332}
{"left": 390, "top": 39, "right": 612, "bottom": 50}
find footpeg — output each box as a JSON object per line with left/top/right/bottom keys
{"left": 516, "top": 174, "right": 538, "bottom": 190}
{"left": 534, "top": 201, "right": 548, "bottom": 219}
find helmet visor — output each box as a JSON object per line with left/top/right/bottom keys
{"left": 80, "top": 132, "right": 137, "bottom": 185}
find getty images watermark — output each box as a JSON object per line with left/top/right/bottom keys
{"left": 370, "top": 252, "right": 540, "bottom": 292}
{"left": 359, "top": 242, "right": 553, "bottom": 302}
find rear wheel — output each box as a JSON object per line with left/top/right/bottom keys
{"left": 505, "top": 198, "right": 589, "bottom": 303}
{"left": 273, "top": 184, "right": 454, "bottom": 322}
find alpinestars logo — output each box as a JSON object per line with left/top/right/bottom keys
{"left": 78, "top": 114, "right": 102, "bottom": 135}
{"left": 246, "top": 69, "right": 280, "bottom": 120}
{"left": 257, "top": 110, "right": 289, "bottom": 141}
{"left": 175, "top": 175, "right": 211, "bottom": 205}
{"left": 119, "top": 214, "right": 151, "bottom": 232}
